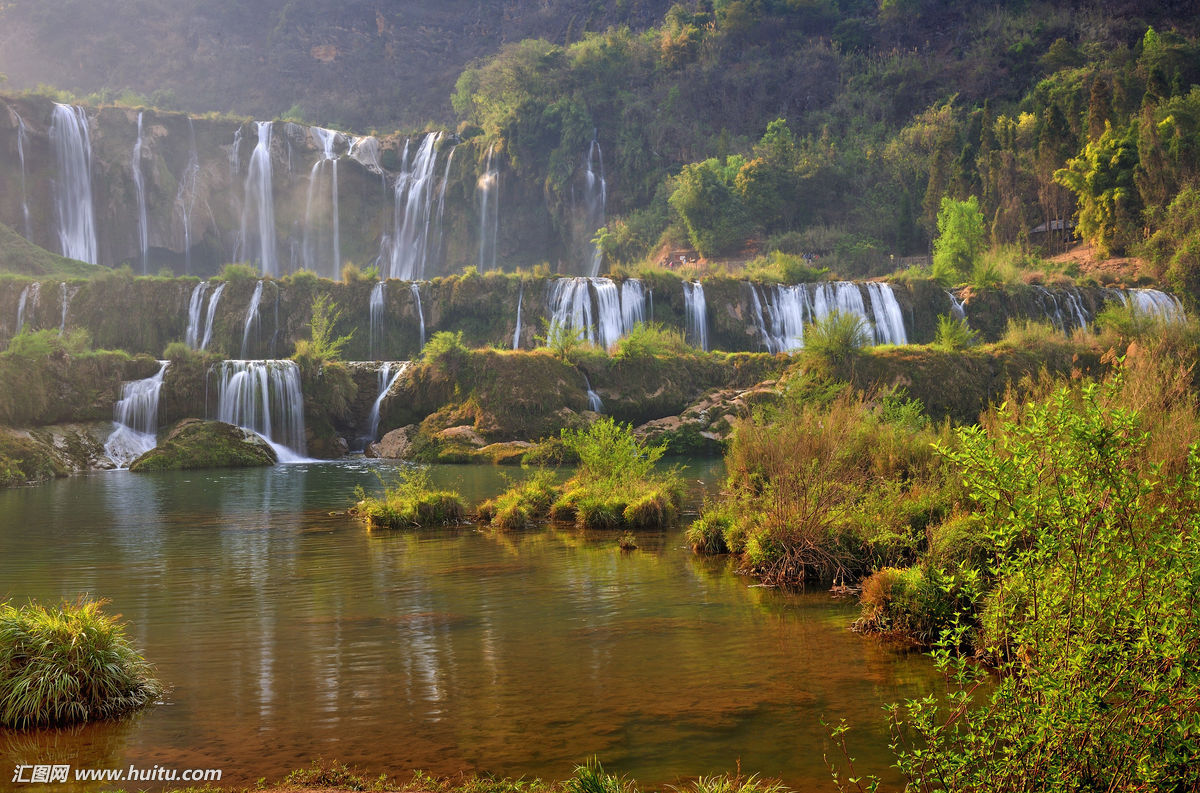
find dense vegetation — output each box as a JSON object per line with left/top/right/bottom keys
{"left": 353, "top": 466, "right": 466, "bottom": 529}
{"left": 0, "top": 598, "right": 163, "bottom": 728}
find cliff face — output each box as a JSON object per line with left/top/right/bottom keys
{"left": 0, "top": 1, "right": 674, "bottom": 130}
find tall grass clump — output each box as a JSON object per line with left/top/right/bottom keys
{"left": 698, "top": 386, "right": 955, "bottom": 585}
{"left": 477, "top": 469, "right": 558, "bottom": 530}
{"left": 0, "top": 599, "right": 163, "bottom": 729}
{"left": 564, "top": 758, "right": 635, "bottom": 793}
{"left": 803, "top": 311, "right": 869, "bottom": 366}
{"left": 354, "top": 466, "right": 465, "bottom": 529}
{"left": 933, "top": 314, "right": 978, "bottom": 351}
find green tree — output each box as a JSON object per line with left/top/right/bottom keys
{"left": 1054, "top": 121, "right": 1141, "bottom": 257}
{"left": 668, "top": 157, "right": 753, "bottom": 257}
{"left": 932, "top": 195, "right": 986, "bottom": 284}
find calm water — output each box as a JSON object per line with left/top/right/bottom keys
{"left": 0, "top": 460, "right": 938, "bottom": 790}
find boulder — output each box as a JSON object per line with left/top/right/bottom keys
{"left": 367, "top": 424, "right": 419, "bottom": 459}
{"left": 129, "top": 419, "right": 277, "bottom": 471}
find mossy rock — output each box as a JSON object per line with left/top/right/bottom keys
{"left": 0, "top": 427, "right": 68, "bottom": 487}
{"left": 129, "top": 419, "right": 277, "bottom": 471}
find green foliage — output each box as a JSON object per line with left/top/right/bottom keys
{"left": 743, "top": 251, "right": 829, "bottom": 284}
{"left": 537, "top": 318, "right": 587, "bottom": 361}
{"left": 294, "top": 294, "right": 353, "bottom": 363}
{"left": 422, "top": 330, "right": 468, "bottom": 364}
{"left": 1055, "top": 121, "right": 1141, "bottom": 257}
{"left": 686, "top": 509, "right": 732, "bottom": 554}
{"left": 0, "top": 598, "right": 163, "bottom": 728}
{"left": 803, "top": 311, "right": 869, "bottom": 365}
{"left": 5, "top": 328, "right": 92, "bottom": 358}
{"left": 933, "top": 314, "right": 978, "bottom": 350}
{"left": 217, "top": 262, "right": 259, "bottom": 284}
{"left": 565, "top": 759, "right": 633, "bottom": 793}
{"left": 354, "top": 467, "right": 466, "bottom": 529}
{"left": 611, "top": 322, "right": 694, "bottom": 359}
{"left": 668, "top": 157, "right": 753, "bottom": 258}
{"left": 477, "top": 469, "right": 558, "bottom": 530}
{"left": 932, "top": 195, "right": 986, "bottom": 285}
{"left": 883, "top": 379, "right": 1200, "bottom": 791}
{"left": 561, "top": 417, "right": 665, "bottom": 486}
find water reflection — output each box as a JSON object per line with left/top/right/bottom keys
{"left": 0, "top": 460, "right": 937, "bottom": 791}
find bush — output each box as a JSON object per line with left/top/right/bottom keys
{"left": 293, "top": 294, "right": 353, "bottom": 364}
{"left": 932, "top": 195, "right": 985, "bottom": 285}
{"left": 478, "top": 470, "right": 558, "bottom": 530}
{"left": 354, "top": 467, "right": 465, "bottom": 529}
{"left": 933, "top": 314, "right": 978, "bottom": 351}
{"left": 0, "top": 599, "right": 163, "bottom": 728}
{"left": 686, "top": 510, "right": 732, "bottom": 554}
{"left": 612, "top": 322, "right": 694, "bottom": 359}
{"left": 803, "top": 310, "right": 869, "bottom": 365}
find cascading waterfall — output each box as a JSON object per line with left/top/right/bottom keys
{"left": 749, "top": 282, "right": 908, "bottom": 353}
{"left": 1115, "top": 288, "right": 1185, "bottom": 322}
{"left": 582, "top": 135, "right": 606, "bottom": 277}
{"left": 946, "top": 290, "right": 967, "bottom": 321}
{"left": 241, "top": 280, "right": 264, "bottom": 358}
{"left": 213, "top": 360, "right": 307, "bottom": 462}
{"left": 15, "top": 110, "right": 32, "bottom": 240}
{"left": 478, "top": 143, "right": 499, "bottom": 271}
{"left": 49, "top": 103, "right": 98, "bottom": 264}
{"left": 239, "top": 122, "right": 278, "bottom": 276}
{"left": 620, "top": 280, "right": 646, "bottom": 333}
{"left": 410, "top": 282, "right": 426, "bottom": 350}
{"left": 362, "top": 361, "right": 408, "bottom": 448}
{"left": 58, "top": 282, "right": 71, "bottom": 334}
{"left": 513, "top": 283, "right": 524, "bottom": 350}
{"left": 175, "top": 119, "right": 201, "bottom": 274}
{"left": 369, "top": 280, "right": 386, "bottom": 360}
{"left": 582, "top": 372, "right": 604, "bottom": 412}
{"left": 303, "top": 127, "right": 341, "bottom": 279}
{"left": 103, "top": 361, "right": 169, "bottom": 468}
{"left": 1032, "top": 285, "right": 1089, "bottom": 333}
{"left": 386, "top": 133, "right": 442, "bottom": 280}
{"left": 132, "top": 111, "right": 149, "bottom": 273}
{"left": 185, "top": 282, "right": 208, "bottom": 348}
{"left": 431, "top": 144, "right": 457, "bottom": 270}
{"left": 545, "top": 277, "right": 646, "bottom": 349}
{"left": 682, "top": 281, "right": 708, "bottom": 351}
{"left": 199, "top": 282, "right": 225, "bottom": 352}
{"left": 16, "top": 283, "right": 36, "bottom": 333}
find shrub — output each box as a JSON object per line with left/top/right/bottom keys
{"left": 933, "top": 314, "right": 978, "bottom": 351}
{"left": 932, "top": 195, "right": 985, "bottom": 285}
{"left": 803, "top": 310, "right": 869, "bottom": 365}
{"left": 422, "top": 330, "right": 468, "bottom": 363}
{"left": 617, "top": 532, "right": 638, "bottom": 550}
{"left": 478, "top": 470, "right": 558, "bottom": 530}
{"left": 537, "top": 318, "right": 587, "bottom": 361}
{"left": 293, "top": 294, "right": 353, "bottom": 363}
{"left": 612, "top": 322, "right": 694, "bottom": 359}
{"left": 686, "top": 511, "right": 732, "bottom": 554}
{"left": 0, "top": 599, "right": 164, "bottom": 728}
{"left": 354, "top": 466, "right": 465, "bottom": 529}
{"left": 561, "top": 417, "right": 665, "bottom": 486}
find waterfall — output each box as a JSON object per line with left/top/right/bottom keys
{"left": 478, "top": 143, "right": 499, "bottom": 271}
{"left": 582, "top": 372, "right": 603, "bottom": 412}
{"left": 432, "top": 144, "right": 457, "bottom": 270}
{"left": 545, "top": 277, "right": 646, "bottom": 349}
{"left": 386, "top": 133, "right": 442, "bottom": 280}
{"left": 363, "top": 361, "right": 408, "bottom": 448}
{"left": 1116, "top": 288, "right": 1185, "bottom": 322}
{"left": 513, "top": 283, "right": 524, "bottom": 350}
{"left": 946, "top": 290, "right": 967, "bottom": 320}
{"left": 185, "top": 282, "right": 208, "bottom": 348}
{"left": 241, "top": 280, "right": 264, "bottom": 358}
{"left": 410, "top": 282, "right": 426, "bottom": 350}
{"left": 348, "top": 135, "right": 383, "bottom": 174}
{"left": 303, "top": 126, "right": 341, "bottom": 279}
{"left": 369, "top": 280, "right": 386, "bottom": 360}
{"left": 748, "top": 281, "right": 908, "bottom": 353}
{"left": 50, "top": 103, "right": 98, "bottom": 264}
{"left": 683, "top": 281, "right": 708, "bottom": 351}
{"left": 1031, "top": 286, "right": 1090, "bottom": 334}
{"left": 864, "top": 282, "right": 907, "bottom": 345}
{"left": 132, "top": 112, "right": 149, "bottom": 273}
{"left": 58, "top": 282, "right": 71, "bottom": 334}
{"left": 16, "top": 283, "right": 37, "bottom": 333}
{"left": 620, "top": 280, "right": 646, "bottom": 332}
{"left": 582, "top": 136, "right": 606, "bottom": 277}
{"left": 213, "top": 359, "right": 307, "bottom": 462}
{"left": 175, "top": 119, "right": 201, "bottom": 274}
{"left": 199, "top": 282, "right": 225, "bottom": 352}
{"left": 239, "top": 122, "right": 278, "bottom": 276}
{"left": 103, "top": 361, "right": 169, "bottom": 468}
{"left": 15, "top": 111, "right": 32, "bottom": 240}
